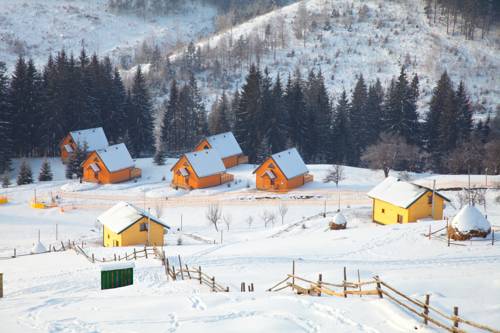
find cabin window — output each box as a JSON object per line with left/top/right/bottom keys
{"left": 203, "top": 144, "right": 210, "bottom": 149}
{"left": 107, "top": 234, "right": 110, "bottom": 239}
{"left": 397, "top": 214, "right": 403, "bottom": 223}
{"left": 269, "top": 163, "right": 275, "bottom": 169}
{"left": 381, "top": 208, "right": 385, "bottom": 213}
{"left": 140, "top": 222, "right": 149, "bottom": 232}
{"left": 427, "top": 195, "right": 433, "bottom": 205}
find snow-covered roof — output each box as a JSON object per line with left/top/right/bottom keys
{"left": 333, "top": 213, "right": 347, "bottom": 225}
{"left": 70, "top": 127, "right": 109, "bottom": 151}
{"left": 451, "top": 205, "right": 491, "bottom": 233}
{"left": 367, "top": 176, "right": 449, "bottom": 208}
{"left": 269, "top": 148, "right": 309, "bottom": 179}
{"left": 100, "top": 262, "right": 135, "bottom": 272}
{"left": 183, "top": 149, "right": 226, "bottom": 178}
{"left": 98, "top": 201, "right": 169, "bottom": 234}
{"left": 95, "top": 143, "right": 134, "bottom": 172}
{"left": 204, "top": 132, "right": 243, "bottom": 159}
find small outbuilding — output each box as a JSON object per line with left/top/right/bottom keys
{"left": 194, "top": 132, "right": 248, "bottom": 168}
{"left": 449, "top": 205, "right": 491, "bottom": 240}
{"left": 253, "top": 148, "right": 313, "bottom": 192}
{"left": 98, "top": 201, "right": 170, "bottom": 247}
{"left": 82, "top": 143, "right": 141, "bottom": 184}
{"left": 171, "top": 149, "right": 234, "bottom": 190}
{"left": 59, "top": 127, "right": 109, "bottom": 163}
{"left": 101, "top": 262, "right": 134, "bottom": 290}
{"left": 367, "top": 176, "right": 450, "bottom": 225}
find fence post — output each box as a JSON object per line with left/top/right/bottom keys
{"left": 166, "top": 258, "right": 170, "bottom": 281}
{"left": 199, "top": 266, "right": 202, "bottom": 284}
{"left": 428, "top": 225, "right": 431, "bottom": 240}
{"left": 172, "top": 266, "right": 176, "bottom": 281}
{"left": 178, "top": 256, "right": 184, "bottom": 280}
{"left": 118, "top": 255, "right": 121, "bottom": 261}
{"left": 212, "top": 277, "right": 215, "bottom": 292}
{"left": 185, "top": 265, "right": 191, "bottom": 279}
{"left": 453, "top": 306, "right": 459, "bottom": 330}
{"left": 241, "top": 282, "right": 246, "bottom": 292}
{"left": 114, "top": 254, "right": 117, "bottom": 261}
{"left": 92, "top": 253, "right": 95, "bottom": 263}
{"left": 357, "top": 269, "right": 362, "bottom": 297}
{"left": 448, "top": 233, "right": 451, "bottom": 247}
{"left": 292, "top": 260, "right": 295, "bottom": 286}
{"left": 317, "top": 274, "right": 322, "bottom": 297}
{"left": 424, "top": 294, "right": 430, "bottom": 325}
{"left": 0, "top": 272, "right": 3, "bottom": 298}
{"left": 134, "top": 248, "right": 137, "bottom": 260}
{"left": 13, "top": 248, "right": 16, "bottom": 258}
{"left": 492, "top": 230, "right": 495, "bottom": 246}
{"left": 144, "top": 245, "right": 148, "bottom": 259}
{"left": 343, "top": 266, "right": 347, "bottom": 298}
{"left": 375, "top": 276, "right": 383, "bottom": 299}
{"left": 61, "top": 241, "right": 65, "bottom": 251}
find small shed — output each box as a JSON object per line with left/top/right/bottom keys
{"left": 81, "top": 143, "right": 141, "bottom": 184}
{"left": 59, "top": 127, "right": 109, "bottom": 163}
{"left": 101, "top": 262, "right": 134, "bottom": 290}
{"left": 329, "top": 212, "right": 347, "bottom": 230}
{"left": 449, "top": 205, "right": 491, "bottom": 240}
{"left": 171, "top": 149, "right": 234, "bottom": 190}
{"left": 194, "top": 132, "right": 248, "bottom": 168}
{"left": 253, "top": 148, "right": 313, "bottom": 192}
{"left": 98, "top": 201, "right": 170, "bottom": 247}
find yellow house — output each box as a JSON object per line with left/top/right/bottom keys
{"left": 98, "top": 202, "right": 170, "bottom": 247}
{"left": 367, "top": 177, "right": 449, "bottom": 225}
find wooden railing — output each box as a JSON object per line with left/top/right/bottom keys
{"left": 221, "top": 173, "right": 234, "bottom": 184}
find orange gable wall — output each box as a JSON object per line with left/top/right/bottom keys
{"left": 171, "top": 156, "right": 223, "bottom": 189}
{"left": 59, "top": 134, "right": 76, "bottom": 162}
{"left": 255, "top": 158, "right": 305, "bottom": 192}
{"left": 82, "top": 152, "right": 134, "bottom": 184}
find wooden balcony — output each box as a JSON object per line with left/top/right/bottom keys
{"left": 221, "top": 173, "right": 234, "bottom": 184}
{"left": 304, "top": 173, "right": 314, "bottom": 183}
{"left": 238, "top": 155, "right": 249, "bottom": 164}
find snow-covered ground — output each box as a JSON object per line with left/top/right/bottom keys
{"left": 0, "top": 157, "right": 499, "bottom": 332}
{"left": 0, "top": 0, "right": 216, "bottom": 69}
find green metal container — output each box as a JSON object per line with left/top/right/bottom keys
{"left": 100, "top": 263, "right": 134, "bottom": 290}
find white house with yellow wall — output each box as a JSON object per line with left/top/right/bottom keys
{"left": 98, "top": 202, "right": 170, "bottom": 247}
{"left": 367, "top": 177, "right": 449, "bottom": 225}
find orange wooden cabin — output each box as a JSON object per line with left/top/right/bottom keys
{"left": 194, "top": 132, "right": 248, "bottom": 168}
{"left": 82, "top": 143, "right": 141, "bottom": 184}
{"left": 253, "top": 148, "right": 313, "bottom": 192}
{"left": 171, "top": 149, "right": 234, "bottom": 190}
{"left": 59, "top": 127, "right": 109, "bottom": 163}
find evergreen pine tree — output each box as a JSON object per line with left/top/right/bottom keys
{"left": 65, "top": 143, "right": 87, "bottom": 180}
{"left": 188, "top": 74, "right": 207, "bottom": 146}
{"left": 0, "top": 61, "right": 12, "bottom": 174}
{"left": 285, "top": 71, "right": 307, "bottom": 155}
{"left": 153, "top": 145, "right": 166, "bottom": 165}
{"left": 234, "top": 64, "right": 262, "bottom": 162}
{"left": 455, "top": 81, "right": 472, "bottom": 143}
{"left": 365, "top": 79, "right": 384, "bottom": 145}
{"left": 268, "top": 74, "right": 288, "bottom": 153}
{"left": 349, "top": 75, "right": 368, "bottom": 163}
{"left": 38, "top": 159, "right": 53, "bottom": 181}
{"left": 17, "top": 160, "right": 33, "bottom": 185}
{"left": 331, "top": 90, "right": 352, "bottom": 164}
{"left": 1, "top": 173, "right": 10, "bottom": 188}
{"left": 209, "top": 92, "right": 231, "bottom": 134}
{"left": 128, "top": 65, "right": 154, "bottom": 156}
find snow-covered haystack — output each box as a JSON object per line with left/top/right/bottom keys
{"left": 31, "top": 241, "right": 47, "bottom": 254}
{"left": 449, "top": 205, "right": 491, "bottom": 241}
{"left": 329, "top": 212, "right": 347, "bottom": 230}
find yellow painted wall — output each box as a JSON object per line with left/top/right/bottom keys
{"left": 103, "top": 217, "right": 166, "bottom": 247}
{"left": 372, "top": 191, "right": 446, "bottom": 225}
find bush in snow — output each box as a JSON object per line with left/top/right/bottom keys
{"left": 38, "top": 159, "right": 53, "bottom": 181}
{"left": 17, "top": 160, "right": 33, "bottom": 185}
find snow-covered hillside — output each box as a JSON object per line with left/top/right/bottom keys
{"left": 168, "top": 0, "right": 499, "bottom": 115}
{"left": 0, "top": 0, "right": 216, "bottom": 69}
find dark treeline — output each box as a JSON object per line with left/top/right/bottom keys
{"left": 425, "top": 0, "right": 499, "bottom": 39}
{"left": 0, "top": 50, "right": 155, "bottom": 174}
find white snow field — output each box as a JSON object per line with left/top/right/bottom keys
{"left": 0, "top": 158, "right": 499, "bottom": 332}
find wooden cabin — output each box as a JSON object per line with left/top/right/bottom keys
{"left": 98, "top": 202, "right": 170, "bottom": 247}
{"left": 367, "top": 176, "right": 450, "bottom": 225}
{"left": 171, "top": 149, "right": 233, "bottom": 190}
{"left": 82, "top": 143, "right": 141, "bottom": 184}
{"left": 253, "top": 148, "right": 313, "bottom": 192}
{"left": 59, "top": 127, "right": 109, "bottom": 163}
{"left": 194, "top": 132, "right": 248, "bottom": 168}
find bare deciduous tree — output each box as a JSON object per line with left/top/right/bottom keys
{"left": 361, "top": 132, "right": 423, "bottom": 177}
{"left": 154, "top": 202, "right": 163, "bottom": 219}
{"left": 222, "top": 213, "right": 232, "bottom": 231}
{"left": 324, "top": 164, "right": 345, "bottom": 211}
{"left": 293, "top": 1, "right": 309, "bottom": 46}
{"left": 457, "top": 187, "right": 487, "bottom": 210}
{"left": 206, "top": 204, "right": 222, "bottom": 232}
{"left": 277, "top": 203, "right": 289, "bottom": 225}
{"left": 260, "top": 210, "right": 276, "bottom": 228}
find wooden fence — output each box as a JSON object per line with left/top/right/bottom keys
{"left": 268, "top": 262, "right": 499, "bottom": 333}
{"left": 154, "top": 249, "right": 229, "bottom": 293}
{"left": 0, "top": 240, "right": 74, "bottom": 260}
{"left": 74, "top": 245, "right": 156, "bottom": 263}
